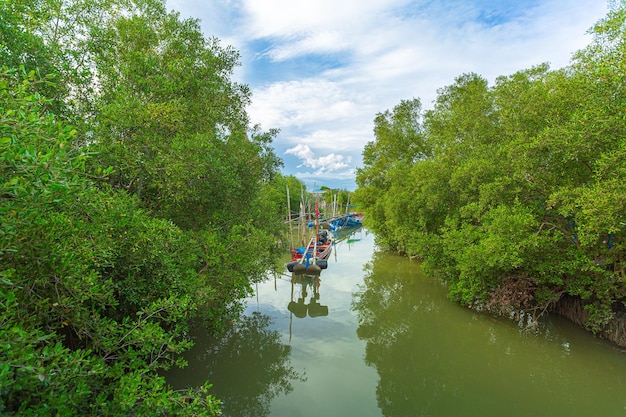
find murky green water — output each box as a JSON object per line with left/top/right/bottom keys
{"left": 167, "top": 228, "right": 626, "bottom": 417}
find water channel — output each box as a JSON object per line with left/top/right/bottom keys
{"left": 166, "top": 228, "right": 626, "bottom": 417}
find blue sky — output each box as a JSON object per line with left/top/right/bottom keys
{"left": 166, "top": 0, "right": 609, "bottom": 190}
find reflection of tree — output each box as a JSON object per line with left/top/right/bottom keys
{"left": 353, "top": 251, "right": 466, "bottom": 417}
{"left": 170, "top": 312, "right": 304, "bottom": 417}
{"left": 352, "top": 251, "right": 626, "bottom": 417}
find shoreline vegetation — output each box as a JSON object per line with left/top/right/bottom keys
{"left": 353, "top": 5, "right": 626, "bottom": 348}
{"left": 2, "top": 1, "right": 625, "bottom": 416}
{"left": 1, "top": 1, "right": 292, "bottom": 415}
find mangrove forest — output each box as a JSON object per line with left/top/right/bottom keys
{"left": 1, "top": 0, "right": 295, "bottom": 415}
{"left": 354, "top": 5, "right": 626, "bottom": 347}
{"left": 2, "top": 0, "right": 626, "bottom": 416}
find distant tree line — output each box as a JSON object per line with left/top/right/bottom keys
{"left": 317, "top": 186, "right": 353, "bottom": 215}
{"left": 354, "top": 5, "right": 626, "bottom": 344}
{"left": 0, "top": 0, "right": 302, "bottom": 415}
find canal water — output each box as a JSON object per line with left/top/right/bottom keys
{"left": 166, "top": 228, "right": 626, "bottom": 417}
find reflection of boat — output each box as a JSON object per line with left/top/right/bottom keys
{"left": 330, "top": 223, "right": 363, "bottom": 245}
{"left": 287, "top": 274, "right": 329, "bottom": 319}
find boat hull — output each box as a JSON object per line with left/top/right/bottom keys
{"left": 285, "top": 230, "right": 333, "bottom": 274}
{"left": 287, "top": 259, "right": 328, "bottom": 274}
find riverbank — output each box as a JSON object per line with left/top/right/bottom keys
{"left": 554, "top": 295, "right": 626, "bottom": 349}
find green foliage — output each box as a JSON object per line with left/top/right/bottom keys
{"left": 268, "top": 174, "right": 306, "bottom": 220}
{"left": 356, "top": 6, "right": 626, "bottom": 333}
{"left": 0, "top": 68, "right": 227, "bottom": 415}
{"left": 0, "top": 0, "right": 286, "bottom": 413}
{"left": 355, "top": 98, "right": 427, "bottom": 252}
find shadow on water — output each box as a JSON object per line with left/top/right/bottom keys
{"left": 166, "top": 312, "right": 305, "bottom": 417}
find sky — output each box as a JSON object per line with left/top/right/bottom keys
{"left": 166, "top": 0, "right": 610, "bottom": 191}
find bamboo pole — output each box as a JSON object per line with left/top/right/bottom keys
{"left": 313, "top": 201, "right": 318, "bottom": 265}
{"left": 286, "top": 184, "right": 294, "bottom": 249}
{"left": 299, "top": 185, "right": 305, "bottom": 246}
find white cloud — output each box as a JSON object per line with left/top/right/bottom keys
{"left": 285, "top": 143, "right": 314, "bottom": 161}
{"left": 167, "top": 0, "right": 609, "bottom": 190}
{"left": 240, "top": 0, "right": 408, "bottom": 40}
{"left": 248, "top": 78, "right": 373, "bottom": 130}
{"left": 292, "top": 128, "right": 372, "bottom": 152}
{"left": 285, "top": 144, "right": 352, "bottom": 172}
{"left": 265, "top": 31, "right": 351, "bottom": 61}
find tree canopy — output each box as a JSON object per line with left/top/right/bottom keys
{"left": 0, "top": 0, "right": 296, "bottom": 415}
{"left": 354, "top": 4, "right": 626, "bottom": 341}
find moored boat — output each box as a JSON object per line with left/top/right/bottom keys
{"left": 325, "top": 212, "right": 364, "bottom": 232}
{"left": 286, "top": 229, "right": 333, "bottom": 274}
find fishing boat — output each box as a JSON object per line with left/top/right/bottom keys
{"left": 286, "top": 229, "right": 333, "bottom": 274}
{"left": 319, "top": 212, "right": 364, "bottom": 233}
{"left": 331, "top": 212, "right": 363, "bottom": 231}
{"left": 286, "top": 200, "right": 333, "bottom": 274}
{"left": 329, "top": 222, "right": 363, "bottom": 245}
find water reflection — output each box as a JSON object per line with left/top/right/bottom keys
{"left": 353, "top": 251, "right": 626, "bottom": 417}
{"left": 168, "top": 229, "right": 625, "bottom": 417}
{"left": 166, "top": 312, "right": 304, "bottom": 417}
{"left": 330, "top": 224, "right": 364, "bottom": 246}
{"left": 288, "top": 274, "right": 329, "bottom": 319}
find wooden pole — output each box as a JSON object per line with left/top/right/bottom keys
{"left": 299, "top": 185, "right": 305, "bottom": 246}
{"left": 313, "top": 201, "right": 319, "bottom": 265}
{"left": 286, "top": 184, "right": 294, "bottom": 249}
